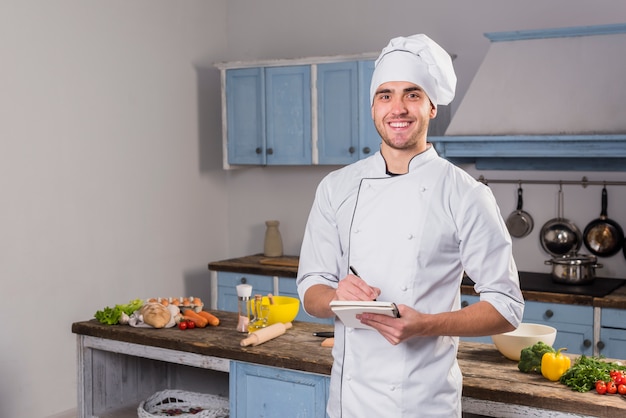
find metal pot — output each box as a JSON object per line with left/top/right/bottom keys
{"left": 539, "top": 186, "right": 582, "bottom": 257}
{"left": 544, "top": 254, "right": 603, "bottom": 285}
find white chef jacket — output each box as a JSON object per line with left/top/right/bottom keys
{"left": 297, "top": 146, "right": 524, "bottom": 418}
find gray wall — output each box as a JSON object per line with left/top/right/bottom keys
{"left": 1, "top": 1, "right": 625, "bottom": 417}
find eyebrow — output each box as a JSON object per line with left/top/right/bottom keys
{"left": 375, "top": 85, "right": 424, "bottom": 96}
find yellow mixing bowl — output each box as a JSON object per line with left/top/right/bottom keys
{"left": 262, "top": 295, "right": 300, "bottom": 325}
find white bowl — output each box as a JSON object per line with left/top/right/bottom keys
{"left": 491, "top": 323, "right": 557, "bottom": 361}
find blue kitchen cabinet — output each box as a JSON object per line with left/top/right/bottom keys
{"left": 459, "top": 295, "right": 493, "bottom": 344}
{"left": 226, "top": 66, "right": 312, "bottom": 165}
{"left": 599, "top": 308, "right": 626, "bottom": 359}
{"left": 216, "top": 272, "right": 274, "bottom": 312}
{"left": 229, "top": 361, "right": 329, "bottom": 418}
{"left": 316, "top": 60, "right": 379, "bottom": 164}
{"left": 522, "top": 301, "right": 594, "bottom": 355}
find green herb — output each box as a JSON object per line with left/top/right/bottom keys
{"left": 559, "top": 355, "right": 626, "bottom": 392}
{"left": 94, "top": 299, "right": 143, "bottom": 325}
{"left": 518, "top": 341, "right": 556, "bottom": 373}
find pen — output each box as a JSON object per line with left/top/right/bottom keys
{"left": 349, "top": 265, "right": 377, "bottom": 301}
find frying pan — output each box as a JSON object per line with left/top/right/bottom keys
{"left": 583, "top": 186, "right": 624, "bottom": 257}
{"left": 539, "top": 186, "right": 582, "bottom": 257}
{"left": 506, "top": 185, "right": 534, "bottom": 238}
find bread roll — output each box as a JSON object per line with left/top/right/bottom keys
{"left": 140, "top": 302, "right": 171, "bottom": 328}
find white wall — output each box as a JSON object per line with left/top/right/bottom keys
{"left": 2, "top": 1, "right": 626, "bottom": 417}
{"left": 0, "top": 1, "right": 229, "bottom": 417}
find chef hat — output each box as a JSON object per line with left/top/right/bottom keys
{"left": 370, "top": 34, "right": 456, "bottom": 107}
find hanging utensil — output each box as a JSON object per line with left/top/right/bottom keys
{"left": 506, "top": 183, "right": 534, "bottom": 238}
{"left": 583, "top": 186, "right": 624, "bottom": 257}
{"left": 539, "top": 185, "right": 582, "bottom": 257}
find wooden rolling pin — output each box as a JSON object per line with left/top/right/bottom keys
{"left": 240, "top": 322, "right": 293, "bottom": 347}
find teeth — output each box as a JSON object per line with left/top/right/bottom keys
{"left": 389, "top": 122, "right": 409, "bottom": 128}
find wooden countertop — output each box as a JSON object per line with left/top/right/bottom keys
{"left": 208, "top": 254, "right": 626, "bottom": 308}
{"left": 72, "top": 311, "right": 626, "bottom": 417}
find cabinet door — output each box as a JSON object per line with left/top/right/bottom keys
{"left": 317, "top": 62, "right": 359, "bottom": 164}
{"left": 599, "top": 308, "right": 626, "bottom": 359}
{"left": 265, "top": 66, "right": 312, "bottom": 165}
{"left": 279, "top": 278, "right": 334, "bottom": 325}
{"left": 599, "top": 328, "right": 626, "bottom": 359}
{"left": 523, "top": 301, "right": 594, "bottom": 355}
{"left": 230, "top": 361, "right": 329, "bottom": 418}
{"left": 459, "top": 295, "right": 492, "bottom": 343}
{"left": 358, "top": 60, "right": 379, "bottom": 158}
{"left": 217, "top": 272, "right": 274, "bottom": 312}
{"left": 226, "top": 68, "right": 266, "bottom": 165}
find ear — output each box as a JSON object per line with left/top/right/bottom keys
{"left": 430, "top": 104, "right": 437, "bottom": 119}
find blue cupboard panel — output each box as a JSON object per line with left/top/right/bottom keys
{"left": 230, "top": 362, "right": 329, "bottom": 418}
{"left": 226, "top": 68, "right": 265, "bottom": 165}
{"left": 358, "top": 60, "right": 379, "bottom": 158}
{"left": 523, "top": 301, "right": 593, "bottom": 326}
{"left": 265, "top": 66, "right": 312, "bottom": 165}
{"left": 601, "top": 308, "right": 626, "bottom": 328}
{"left": 317, "top": 62, "right": 359, "bottom": 164}
{"left": 217, "top": 272, "right": 273, "bottom": 312}
{"left": 599, "top": 327, "right": 626, "bottom": 359}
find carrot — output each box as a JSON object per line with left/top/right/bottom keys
{"left": 183, "top": 309, "right": 208, "bottom": 328}
{"left": 198, "top": 310, "right": 220, "bottom": 327}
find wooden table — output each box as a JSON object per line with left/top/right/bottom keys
{"left": 73, "top": 311, "right": 626, "bottom": 418}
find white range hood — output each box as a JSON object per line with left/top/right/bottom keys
{"left": 433, "top": 23, "right": 626, "bottom": 171}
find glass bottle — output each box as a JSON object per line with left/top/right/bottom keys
{"left": 248, "top": 294, "right": 268, "bottom": 331}
{"left": 236, "top": 284, "right": 252, "bottom": 332}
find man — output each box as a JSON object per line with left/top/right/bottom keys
{"left": 296, "top": 34, "right": 524, "bottom": 417}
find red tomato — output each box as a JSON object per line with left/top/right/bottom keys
{"left": 618, "top": 384, "right": 626, "bottom": 395}
{"left": 596, "top": 381, "right": 607, "bottom": 395}
{"left": 178, "top": 321, "right": 188, "bottom": 330}
{"left": 186, "top": 320, "right": 195, "bottom": 329}
{"left": 607, "top": 381, "right": 618, "bottom": 394}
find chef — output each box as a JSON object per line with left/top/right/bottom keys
{"left": 297, "top": 34, "right": 524, "bottom": 417}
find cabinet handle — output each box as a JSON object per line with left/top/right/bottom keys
{"left": 267, "top": 148, "right": 273, "bottom": 155}
{"left": 348, "top": 146, "right": 355, "bottom": 154}
{"left": 583, "top": 339, "right": 592, "bottom": 348}
{"left": 255, "top": 147, "right": 262, "bottom": 154}
{"left": 461, "top": 301, "right": 469, "bottom": 308}
{"left": 596, "top": 340, "right": 605, "bottom": 350}
{"left": 240, "top": 277, "right": 247, "bottom": 284}
{"left": 544, "top": 309, "right": 554, "bottom": 319}
{"left": 363, "top": 147, "right": 371, "bottom": 154}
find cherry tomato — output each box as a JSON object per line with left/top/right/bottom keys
{"left": 178, "top": 321, "right": 188, "bottom": 330}
{"left": 596, "top": 381, "right": 607, "bottom": 395}
{"left": 618, "top": 384, "right": 626, "bottom": 395}
{"left": 186, "top": 320, "right": 195, "bottom": 329}
{"left": 607, "top": 381, "right": 617, "bottom": 394}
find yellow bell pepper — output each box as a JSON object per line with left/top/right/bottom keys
{"left": 541, "top": 348, "right": 571, "bottom": 381}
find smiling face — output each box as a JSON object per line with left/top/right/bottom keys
{"left": 371, "top": 81, "right": 437, "bottom": 159}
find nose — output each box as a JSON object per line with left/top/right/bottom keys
{"left": 389, "top": 96, "right": 408, "bottom": 116}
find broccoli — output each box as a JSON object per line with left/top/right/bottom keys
{"left": 518, "top": 341, "right": 556, "bottom": 373}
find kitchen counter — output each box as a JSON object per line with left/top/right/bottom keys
{"left": 73, "top": 312, "right": 626, "bottom": 418}
{"left": 208, "top": 254, "right": 626, "bottom": 308}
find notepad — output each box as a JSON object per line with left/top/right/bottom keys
{"left": 329, "top": 300, "right": 400, "bottom": 329}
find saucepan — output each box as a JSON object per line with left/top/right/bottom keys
{"left": 583, "top": 186, "right": 624, "bottom": 257}
{"left": 539, "top": 186, "right": 582, "bottom": 257}
{"left": 506, "top": 184, "right": 534, "bottom": 238}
